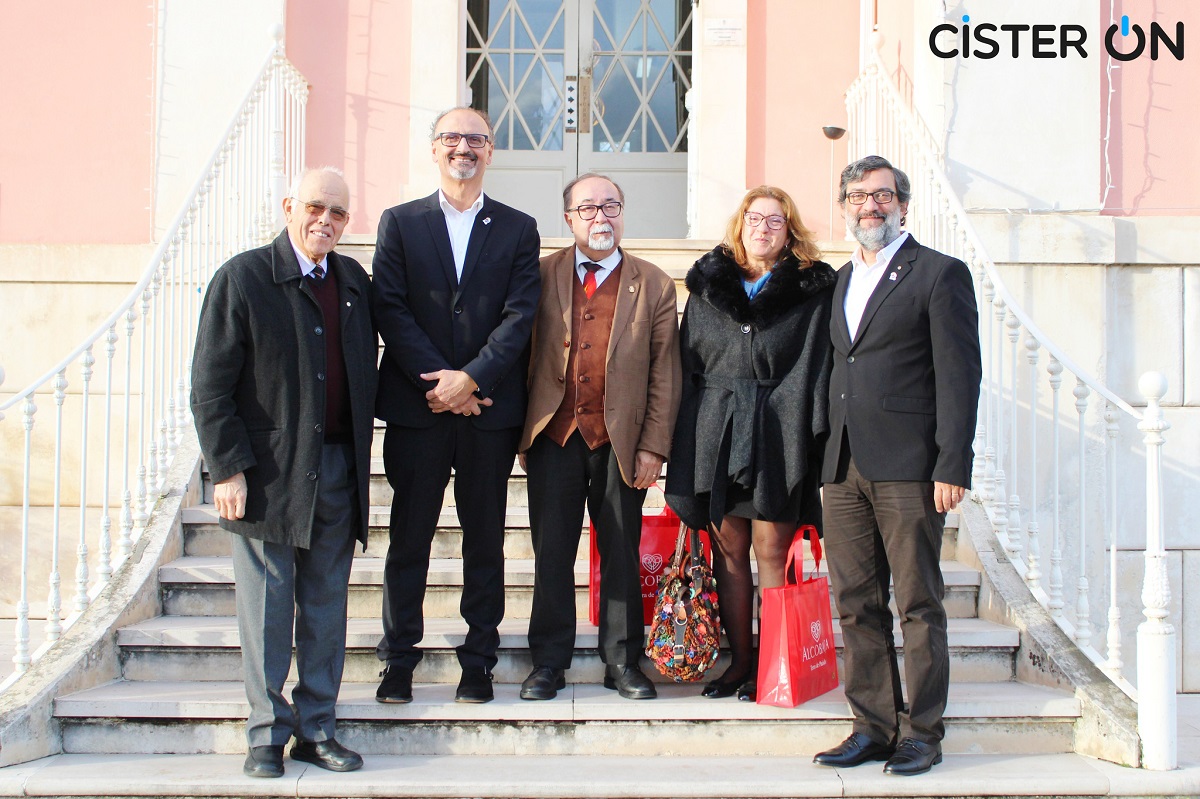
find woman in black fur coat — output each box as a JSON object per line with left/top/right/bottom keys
{"left": 665, "top": 186, "right": 836, "bottom": 700}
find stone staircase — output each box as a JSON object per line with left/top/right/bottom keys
{"left": 49, "top": 417, "right": 1081, "bottom": 759}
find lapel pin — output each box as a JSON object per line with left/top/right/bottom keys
{"left": 628, "top": 286, "right": 635, "bottom": 292}
{"left": 482, "top": 217, "right": 492, "bottom": 225}
{"left": 889, "top": 272, "right": 898, "bottom": 281}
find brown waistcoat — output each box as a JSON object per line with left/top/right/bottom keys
{"left": 542, "top": 263, "right": 622, "bottom": 448}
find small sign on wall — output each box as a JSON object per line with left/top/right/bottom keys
{"left": 704, "top": 18, "right": 745, "bottom": 47}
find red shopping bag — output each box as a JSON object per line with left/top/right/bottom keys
{"left": 756, "top": 525, "right": 839, "bottom": 707}
{"left": 588, "top": 493, "right": 707, "bottom": 625}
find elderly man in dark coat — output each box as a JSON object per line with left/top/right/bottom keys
{"left": 191, "top": 166, "right": 376, "bottom": 778}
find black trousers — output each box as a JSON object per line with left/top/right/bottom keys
{"left": 526, "top": 431, "right": 647, "bottom": 668}
{"left": 377, "top": 416, "right": 521, "bottom": 672}
{"left": 822, "top": 450, "right": 949, "bottom": 746}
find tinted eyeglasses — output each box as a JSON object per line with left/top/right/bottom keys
{"left": 294, "top": 199, "right": 349, "bottom": 223}
{"left": 435, "top": 132, "right": 491, "bottom": 148}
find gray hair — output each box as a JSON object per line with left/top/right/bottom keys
{"left": 837, "top": 155, "right": 912, "bottom": 204}
{"left": 429, "top": 106, "right": 494, "bottom": 140}
{"left": 288, "top": 166, "right": 346, "bottom": 200}
{"left": 562, "top": 172, "right": 625, "bottom": 212}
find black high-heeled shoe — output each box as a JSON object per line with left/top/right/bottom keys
{"left": 736, "top": 678, "right": 757, "bottom": 702}
{"left": 700, "top": 672, "right": 750, "bottom": 699}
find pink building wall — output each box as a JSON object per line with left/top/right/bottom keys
{"left": 0, "top": 2, "right": 154, "bottom": 244}
{"left": 286, "top": 0, "right": 413, "bottom": 235}
{"left": 746, "top": 3, "right": 860, "bottom": 241}
{"left": 1104, "top": 1, "right": 1200, "bottom": 216}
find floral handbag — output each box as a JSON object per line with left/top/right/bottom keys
{"left": 645, "top": 522, "right": 720, "bottom": 681}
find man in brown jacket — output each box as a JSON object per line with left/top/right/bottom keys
{"left": 518, "top": 173, "right": 682, "bottom": 700}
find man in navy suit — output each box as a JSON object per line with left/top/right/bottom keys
{"left": 372, "top": 106, "right": 541, "bottom": 704}
{"left": 813, "top": 156, "right": 981, "bottom": 776}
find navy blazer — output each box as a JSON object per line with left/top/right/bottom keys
{"left": 822, "top": 234, "right": 982, "bottom": 488}
{"left": 372, "top": 191, "right": 541, "bottom": 430}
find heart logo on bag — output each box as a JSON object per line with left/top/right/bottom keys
{"left": 642, "top": 553, "right": 664, "bottom": 573}
{"left": 810, "top": 620, "right": 823, "bottom": 642}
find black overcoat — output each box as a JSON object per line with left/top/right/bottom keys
{"left": 191, "top": 230, "right": 378, "bottom": 548}
{"left": 665, "top": 246, "right": 836, "bottom": 532}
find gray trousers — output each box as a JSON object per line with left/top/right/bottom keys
{"left": 231, "top": 443, "right": 357, "bottom": 747}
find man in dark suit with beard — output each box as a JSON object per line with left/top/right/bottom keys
{"left": 813, "top": 155, "right": 981, "bottom": 776}
{"left": 372, "top": 106, "right": 541, "bottom": 705}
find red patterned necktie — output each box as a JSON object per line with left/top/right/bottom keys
{"left": 582, "top": 261, "right": 600, "bottom": 298}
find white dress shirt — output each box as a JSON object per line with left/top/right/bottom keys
{"left": 439, "top": 189, "right": 485, "bottom": 280}
{"left": 843, "top": 231, "right": 909, "bottom": 341}
{"left": 574, "top": 247, "right": 622, "bottom": 289}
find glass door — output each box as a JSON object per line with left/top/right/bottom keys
{"left": 467, "top": 0, "right": 692, "bottom": 238}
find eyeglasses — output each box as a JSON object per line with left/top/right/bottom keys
{"left": 743, "top": 211, "right": 786, "bottom": 231}
{"left": 568, "top": 202, "right": 623, "bottom": 220}
{"left": 845, "top": 190, "right": 896, "bottom": 205}
{"left": 294, "top": 199, "right": 349, "bottom": 223}
{"left": 434, "top": 131, "right": 491, "bottom": 148}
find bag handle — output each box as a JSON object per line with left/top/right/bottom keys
{"left": 784, "top": 525, "right": 822, "bottom": 583}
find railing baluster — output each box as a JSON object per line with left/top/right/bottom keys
{"left": 99, "top": 328, "right": 117, "bottom": 584}
{"left": 992, "top": 299, "right": 1009, "bottom": 546}
{"left": 1024, "top": 336, "right": 1042, "bottom": 590}
{"left": 981, "top": 276, "right": 997, "bottom": 504}
{"left": 1104, "top": 402, "right": 1122, "bottom": 679}
{"left": 15, "top": 395, "right": 36, "bottom": 673}
{"left": 47, "top": 372, "right": 67, "bottom": 641}
{"left": 1073, "top": 379, "right": 1092, "bottom": 648}
{"left": 1047, "top": 356, "right": 1064, "bottom": 620}
{"left": 1006, "top": 313, "right": 1023, "bottom": 560}
{"left": 75, "top": 349, "right": 94, "bottom": 612}
{"left": 119, "top": 307, "right": 137, "bottom": 559}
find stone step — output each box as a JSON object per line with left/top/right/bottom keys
{"left": 4, "top": 749, "right": 1192, "bottom": 799}
{"left": 115, "top": 616, "right": 1018, "bottom": 684}
{"left": 180, "top": 504, "right": 962, "bottom": 562}
{"left": 201, "top": 459, "right": 669, "bottom": 509}
{"left": 54, "top": 679, "right": 1077, "bottom": 758}
{"left": 157, "top": 555, "right": 983, "bottom": 620}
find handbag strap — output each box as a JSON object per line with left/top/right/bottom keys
{"left": 784, "top": 525, "right": 822, "bottom": 583}
{"left": 670, "top": 521, "right": 690, "bottom": 569}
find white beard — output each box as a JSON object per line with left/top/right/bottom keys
{"left": 587, "top": 227, "right": 614, "bottom": 251}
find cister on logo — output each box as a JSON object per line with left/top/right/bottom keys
{"left": 929, "top": 13, "right": 1184, "bottom": 61}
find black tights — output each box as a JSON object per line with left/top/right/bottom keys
{"left": 710, "top": 515, "right": 796, "bottom": 683}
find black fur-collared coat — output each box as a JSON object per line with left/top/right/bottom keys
{"left": 665, "top": 245, "right": 836, "bottom": 532}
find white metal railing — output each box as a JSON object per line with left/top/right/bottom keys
{"left": 846, "top": 50, "right": 1176, "bottom": 770}
{"left": 0, "top": 33, "right": 306, "bottom": 689}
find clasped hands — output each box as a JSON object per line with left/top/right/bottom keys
{"left": 422, "top": 369, "right": 493, "bottom": 416}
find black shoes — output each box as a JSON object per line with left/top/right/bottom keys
{"left": 813, "top": 732, "right": 897, "bottom": 767}
{"left": 243, "top": 745, "right": 284, "bottom": 778}
{"left": 290, "top": 738, "right": 363, "bottom": 772}
{"left": 883, "top": 737, "right": 943, "bottom": 776}
{"left": 700, "top": 670, "right": 751, "bottom": 699}
{"left": 520, "top": 665, "right": 566, "bottom": 700}
{"left": 735, "top": 677, "right": 757, "bottom": 702}
{"left": 602, "top": 664, "right": 657, "bottom": 699}
{"left": 375, "top": 665, "right": 414, "bottom": 703}
{"left": 455, "top": 667, "right": 495, "bottom": 703}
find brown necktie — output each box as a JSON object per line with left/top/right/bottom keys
{"left": 581, "top": 262, "right": 600, "bottom": 298}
